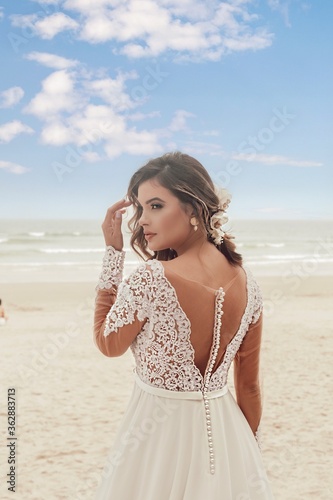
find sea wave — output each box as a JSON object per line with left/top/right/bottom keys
{"left": 247, "top": 256, "right": 333, "bottom": 264}
{"left": 264, "top": 254, "right": 309, "bottom": 260}
{"left": 0, "top": 231, "right": 97, "bottom": 240}
{"left": 0, "top": 261, "right": 102, "bottom": 267}
{"left": 28, "top": 232, "right": 46, "bottom": 237}
{"left": 41, "top": 248, "right": 105, "bottom": 254}
{"left": 236, "top": 242, "right": 286, "bottom": 249}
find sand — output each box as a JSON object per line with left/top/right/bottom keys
{"left": 0, "top": 275, "right": 332, "bottom": 499}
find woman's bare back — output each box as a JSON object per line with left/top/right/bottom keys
{"left": 159, "top": 250, "right": 248, "bottom": 377}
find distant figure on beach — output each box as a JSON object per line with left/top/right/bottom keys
{"left": 0, "top": 299, "right": 8, "bottom": 325}
{"left": 93, "top": 152, "right": 275, "bottom": 499}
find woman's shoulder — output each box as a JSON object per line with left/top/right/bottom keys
{"left": 163, "top": 247, "right": 235, "bottom": 271}
{"left": 124, "top": 259, "right": 163, "bottom": 284}
{"left": 157, "top": 253, "right": 246, "bottom": 292}
{"left": 241, "top": 263, "right": 262, "bottom": 288}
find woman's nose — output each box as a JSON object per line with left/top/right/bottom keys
{"left": 138, "top": 211, "right": 148, "bottom": 226}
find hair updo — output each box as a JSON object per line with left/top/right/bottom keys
{"left": 126, "top": 151, "right": 242, "bottom": 267}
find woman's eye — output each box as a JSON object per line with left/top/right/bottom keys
{"left": 151, "top": 204, "right": 162, "bottom": 209}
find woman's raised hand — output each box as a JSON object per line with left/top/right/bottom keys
{"left": 101, "top": 198, "right": 132, "bottom": 251}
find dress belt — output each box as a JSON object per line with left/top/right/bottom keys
{"left": 134, "top": 369, "right": 228, "bottom": 400}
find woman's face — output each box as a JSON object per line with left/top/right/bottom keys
{"left": 137, "top": 178, "right": 195, "bottom": 253}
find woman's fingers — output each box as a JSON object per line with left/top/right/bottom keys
{"left": 101, "top": 198, "right": 132, "bottom": 248}
{"left": 102, "top": 200, "right": 131, "bottom": 227}
{"left": 103, "top": 199, "right": 132, "bottom": 223}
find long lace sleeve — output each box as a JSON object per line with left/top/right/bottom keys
{"left": 233, "top": 278, "right": 264, "bottom": 450}
{"left": 95, "top": 245, "right": 126, "bottom": 292}
{"left": 94, "top": 246, "right": 125, "bottom": 355}
{"left": 93, "top": 246, "right": 152, "bottom": 357}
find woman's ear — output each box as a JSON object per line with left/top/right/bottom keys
{"left": 184, "top": 202, "right": 196, "bottom": 218}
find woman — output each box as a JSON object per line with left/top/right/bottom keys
{"left": 93, "top": 152, "right": 274, "bottom": 499}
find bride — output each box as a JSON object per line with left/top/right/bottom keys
{"left": 93, "top": 151, "right": 275, "bottom": 499}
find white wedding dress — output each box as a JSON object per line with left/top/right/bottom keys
{"left": 93, "top": 246, "right": 275, "bottom": 499}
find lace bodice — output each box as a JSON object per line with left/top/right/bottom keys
{"left": 95, "top": 246, "right": 263, "bottom": 393}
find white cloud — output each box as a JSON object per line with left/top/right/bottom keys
{"left": 233, "top": 153, "right": 323, "bottom": 167}
{"left": 41, "top": 120, "right": 75, "bottom": 145}
{"left": 31, "top": 0, "right": 61, "bottom": 5}
{"left": 11, "top": 12, "right": 78, "bottom": 39}
{"left": 81, "top": 0, "right": 273, "bottom": 60}
{"left": 63, "top": 0, "right": 110, "bottom": 12}
{"left": 32, "top": 98, "right": 163, "bottom": 157}
{"left": 85, "top": 72, "right": 139, "bottom": 111}
{"left": 181, "top": 140, "right": 227, "bottom": 156}
{"left": 21, "top": 60, "right": 246, "bottom": 160}
{"left": 34, "top": 12, "right": 78, "bottom": 39}
{"left": 0, "top": 87, "right": 24, "bottom": 108}
{"left": 25, "top": 51, "right": 78, "bottom": 69}
{"left": 104, "top": 128, "right": 162, "bottom": 158}
{"left": 12, "top": 0, "right": 273, "bottom": 61}
{"left": 268, "top": 0, "right": 291, "bottom": 27}
{"left": 22, "top": 65, "right": 166, "bottom": 157}
{"left": 128, "top": 111, "right": 160, "bottom": 121}
{"left": 24, "top": 70, "right": 80, "bottom": 120}
{"left": 0, "top": 121, "right": 34, "bottom": 143}
{"left": 223, "top": 30, "right": 273, "bottom": 51}
{"left": 117, "top": 12, "right": 218, "bottom": 58}
{"left": 168, "top": 110, "right": 195, "bottom": 132}
{"left": 0, "top": 160, "right": 30, "bottom": 174}
{"left": 158, "top": 0, "right": 214, "bottom": 21}
{"left": 11, "top": 13, "right": 37, "bottom": 28}
{"left": 18, "top": 56, "right": 313, "bottom": 165}
{"left": 81, "top": 151, "right": 102, "bottom": 163}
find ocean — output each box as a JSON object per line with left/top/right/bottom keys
{"left": 0, "top": 219, "right": 332, "bottom": 283}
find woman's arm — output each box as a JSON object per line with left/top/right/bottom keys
{"left": 94, "top": 287, "right": 147, "bottom": 357}
{"left": 233, "top": 311, "right": 263, "bottom": 444}
{"left": 93, "top": 246, "right": 150, "bottom": 357}
{"left": 94, "top": 197, "right": 142, "bottom": 356}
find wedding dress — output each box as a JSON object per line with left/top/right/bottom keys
{"left": 93, "top": 246, "right": 275, "bottom": 499}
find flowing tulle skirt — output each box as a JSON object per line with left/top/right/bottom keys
{"left": 95, "top": 370, "right": 274, "bottom": 499}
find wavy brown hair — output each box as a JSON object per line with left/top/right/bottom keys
{"left": 126, "top": 152, "right": 243, "bottom": 266}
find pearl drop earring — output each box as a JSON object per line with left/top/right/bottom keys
{"left": 190, "top": 217, "right": 198, "bottom": 231}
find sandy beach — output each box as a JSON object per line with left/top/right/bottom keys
{"left": 0, "top": 274, "right": 332, "bottom": 499}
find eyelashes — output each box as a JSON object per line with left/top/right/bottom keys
{"left": 137, "top": 204, "right": 162, "bottom": 210}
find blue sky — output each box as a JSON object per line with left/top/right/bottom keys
{"left": 0, "top": 0, "right": 332, "bottom": 220}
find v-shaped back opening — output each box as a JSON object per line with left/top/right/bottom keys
{"left": 151, "top": 259, "right": 250, "bottom": 380}
{"left": 158, "top": 262, "right": 241, "bottom": 292}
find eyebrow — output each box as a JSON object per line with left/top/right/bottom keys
{"left": 138, "top": 197, "right": 165, "bottom": 205}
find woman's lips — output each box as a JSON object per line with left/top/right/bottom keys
{"left": 145, "top": 233, "right": 156, "bottom": 240}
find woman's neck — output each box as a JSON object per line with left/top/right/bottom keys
{"left": 174, "top": 238, "right": 217, "bottom": 261}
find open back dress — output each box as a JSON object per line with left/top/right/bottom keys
{"left": 93, "top": 246, "right": 275, "bottom": 499}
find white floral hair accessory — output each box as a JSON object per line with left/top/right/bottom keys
{"left": 208, "top": 186, "right": 232, "bottom": 245}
